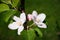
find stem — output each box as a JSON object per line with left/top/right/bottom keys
{"left": 9, "top": 1, "right": 17, "bottom": 10}
{"left": 20, "top": 0, "right": 28, "bottom": 30}
{"left": 29, "top": 23, "right": 35, "bottom": 27}
{"left": 27, "top": 23, "right": 35, "bottom": 30}
{"left": 20, "top": 0, "right": 25, "bottom": 12}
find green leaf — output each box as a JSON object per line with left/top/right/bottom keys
{"left": 1, "top": 0, "right": 11, "bottom": 4}
{"left": 34, "top": 28, "right": 43, "bottom": 37}
{"left": 0, "top": 10, "right": 17, "bottom": 22}
{"left": 27, "top": 29, "right": 36, "bottom": 40}
{"left": 11, "top": 0, "right": 20, "bottom": 7}
{"left": 0, "top": 4, "right": 9, "bottom": 13}
{"left": 21, "top": 29, "right": 36, "bottom": 40}
{"left": 20, "top": 30, "right": 27, "bottom": 40}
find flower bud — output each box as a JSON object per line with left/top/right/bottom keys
{"left": 27, "top": 14, "right": 32, "bottom": 21}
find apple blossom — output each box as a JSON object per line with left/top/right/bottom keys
{"left": 32, "top": 11, "right": 47, "bottom": 28}
{"left": 8, "top": 12, "right": 26, "bottom": 35}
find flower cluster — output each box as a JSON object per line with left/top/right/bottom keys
{"left": 8, "top": 10, "right": 47, "bottom": 35}
{"left": 27, "top": 11, "right": 47, "bottom": 28}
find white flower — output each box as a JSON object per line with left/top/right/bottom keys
{"left": 32, "top": 11, "right": 47, "bottom": 28}
{"left": 8, "top": 12, "right": 26, "bottom": 35}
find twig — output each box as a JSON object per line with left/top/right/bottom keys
{"left": 29, "top": 23, "right": 35, "bottom": 27}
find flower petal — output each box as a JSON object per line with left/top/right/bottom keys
{"left": 13, "top": 16, "right": 20, "bottom": 22}
{"left": 32, "top": 10, "right": 37, "bottom": 19}
{"left": 20, "top": 12, "right": 26, "bottom": 24}
{"left": 17, "top": 26, "right": 24, "bottom": 35}
{"left": 32, "top": 10, "right": 37, "bottom": 17}
{"left": 36, "top": 13, "right": 46, "bottom": 22}
{"left": 8, "top": 22, "right": 19, "bottom": 30}
{"left": 32, "top": 11, "right": 38, "bottom": 23}
{"left": 37, "top": 23, "right": 47, "bottom": 28}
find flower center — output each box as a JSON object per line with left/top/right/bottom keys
{"left": 16, "top": 22, "right": 22, "bottom": 26}
{"left": 36, "top": 18, "right": 40, "bottom": 23}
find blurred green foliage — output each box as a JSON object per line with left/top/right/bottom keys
{"left": 0, "top": 4, "right": 9, "bottom": 13}
{"left": 0, "top": 0, "right": 60, "bottom": 40}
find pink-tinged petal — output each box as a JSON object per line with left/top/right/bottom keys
{"left": 27, "top": 14, "right": 32, "bottom": 21}
{"left": 17, "top": 26, "right": 24, "bottom": 35}
{"left": 37, "top": 23, "right": 47, "bottom": 28}
{"left": 13, "top": 16, "right": 20, "bottom": 22}
{"left": 8, "top": 22, "right": 19, "bottom": 30}
{"left": 36, "top": 13, "right": 46, "bottom": 22}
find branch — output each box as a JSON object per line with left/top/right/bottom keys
{"left": 20, "top": 0, "right": 27, "bottom": 30}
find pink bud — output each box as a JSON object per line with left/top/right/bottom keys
{"left": 27, "top": 14, "right": 32, "bottom": 21}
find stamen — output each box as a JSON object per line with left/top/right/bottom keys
{"left": 36, "top": 18, "right": 40, "bottom": 23}
{"left": 16, "top": 22, "right": 22, "bottom": 26}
